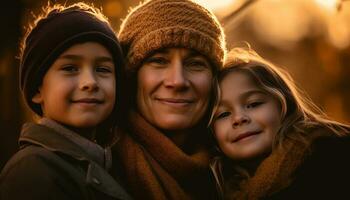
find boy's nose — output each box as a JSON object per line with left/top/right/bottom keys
{"left": 80, "top": 70, "right": 98, "bottom": 91}
{"left": 163, "top": 60, "right": 189, "bottom": 90}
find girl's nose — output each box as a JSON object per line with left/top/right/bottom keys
{"left": 231, "top": 111, "right": 250, "bottom": 128}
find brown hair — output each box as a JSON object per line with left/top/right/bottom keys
{"left": 210, "top": 47, "right": 350, "bottom": 197}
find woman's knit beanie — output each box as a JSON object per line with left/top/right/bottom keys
{"left": 20, "top": 4, "right": 124, "bottom": 116}
{"left": 118, "top": 0, "right": 226, "bottom": 72}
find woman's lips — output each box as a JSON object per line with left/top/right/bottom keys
{"left": 233, "top": 131, "right": 261, "bottom": 142}
{"left": 156, "top": 98, "right": 194, "bottom": 106}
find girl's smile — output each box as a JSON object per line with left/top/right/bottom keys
{"left": 213, "top": 71, "right": 282, "bottom": 161}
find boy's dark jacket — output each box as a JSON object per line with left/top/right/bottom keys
{"left": 217, "top": 126, "right": 350, "bottom": 200}
{"left": 0, "top": 122, "right": 132, "bottom": 200}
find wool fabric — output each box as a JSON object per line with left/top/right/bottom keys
{"left": 118, "top": 0, "right": 226, "bottom": 72}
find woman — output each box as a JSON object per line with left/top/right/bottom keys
{"left": 111, "top": 0, "right": 227, "bottom": 199}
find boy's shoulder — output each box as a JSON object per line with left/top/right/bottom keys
{"left": 0, "top": 144, "right": 84, "bottom": 200}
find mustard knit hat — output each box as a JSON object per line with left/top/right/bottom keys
{"left": 118, "top": 0, "right": 226, "bottom": 72}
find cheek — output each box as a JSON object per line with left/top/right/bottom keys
{"left": 213, "top": 121, "right": 227, "bottom": 143}
{"left": 191, "top": 73, "right": 212, "bottom": 99}
{"left": 260, "top": 105, "right": 281, "bottom": 135}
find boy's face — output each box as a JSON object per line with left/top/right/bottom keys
{"left": 212, "top": 71, "right": 281, "bottom": 161}
{"left": 32, "top": 42, "right": 116, "bottom": 132}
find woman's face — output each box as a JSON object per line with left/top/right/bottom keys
{"left": 136, "top": 47, "right": 213, "bottom": 132}
{"left": 213, "top": 71, "right": 281, "bottom": 161}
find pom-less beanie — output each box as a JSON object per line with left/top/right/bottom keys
{"left": 118, "top": 0, "right": 226, "bottom": 72}
{"left": 20, "top": 9, "right": 124, "bottom": 116}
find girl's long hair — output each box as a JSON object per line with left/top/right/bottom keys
{"left": 210, "top": 47, "right": 349, "bottom": 197}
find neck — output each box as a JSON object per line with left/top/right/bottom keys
{"left": 65, "top": 125, "right": 97, "bottom": 142}
{"left": 236, "top": 153, "right": 270, "bottom": 177}
{"left": 163, "top": 125, "right": 208, "bottom": 154}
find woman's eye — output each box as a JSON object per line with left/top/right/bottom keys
{"left": 215, "top": 111, "right": 231, "bottom": 120}
{"left": 246, "top": 101, "right": 264, "bottom": 109}
{"left": 146, "top": 57, "right": 169, "bottom": 66}
{"left": 186, "top": 60, "right": 209, "bottom": 71}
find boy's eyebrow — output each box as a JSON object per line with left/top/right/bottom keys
{"left": 95, "top": 56, "right": 114, "bottom": 63}
{"left": 58, "top": 54, "right": 113, "bottom": 62}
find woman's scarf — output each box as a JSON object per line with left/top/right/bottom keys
{"left": 113, "top": 111, "right": 215, "bottom": 200}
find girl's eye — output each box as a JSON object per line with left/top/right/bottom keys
{"left": 215, "top": 111, "right": 231, "bottom": 120}
{"left": 61, "top": 65, "right": 78, "bottom": 73}
{"left": 246, "top": 101, "right": 264, "bottom": 109}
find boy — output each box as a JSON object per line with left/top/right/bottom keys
{"left": 0, "top": 3, "right": 131, "bottom": 200}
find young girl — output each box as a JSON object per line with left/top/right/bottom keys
{"left": 210, "top": 47, "right": 350, "bottom": 199}
{"left": 0, "top": 3, "right": 131, "bottom": 200}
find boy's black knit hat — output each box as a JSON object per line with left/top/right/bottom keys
{"left": 20, "top": 9, "right": 124, "bottom": 116}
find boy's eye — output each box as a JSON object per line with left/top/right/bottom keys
{"left": 61, "top": 65, "right": 78, "bottom": 72}
{"left": 96, "top": 66, "right": 113, "bottom": 73}
{"left": 215, "top": 111, "right": 231, "bottom": 120}
{"left": 246, "top": 101, "right": 264, "bottom": 109}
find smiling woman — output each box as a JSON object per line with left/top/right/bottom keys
{"left": 111, "top": 0, "right": 227, "bottom": 199}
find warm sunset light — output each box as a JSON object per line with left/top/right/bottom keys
{"left": 315, "top": 0, "right": 338, "bottom": 11}
{"left": 192, "top": 0, "right": 235, "bottom": 11}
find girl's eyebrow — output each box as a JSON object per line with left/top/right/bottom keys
{"left": 241, "top": 90, "right": 266, "bottom": 99}
{"left": 218, "top": 89, "right": 265, "bottom": 106}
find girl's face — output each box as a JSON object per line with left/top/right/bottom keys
{"left": 213, "top": 71, "right": 281, "bottom": 161}
{"left": 137, "top": 47, "right": 213, "bottom": 132}
{"left": 32, "top": 42, "right": 116, "bottom": 134}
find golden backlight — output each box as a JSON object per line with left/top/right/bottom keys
{"left": 192, "top": 0, "right": 235, "bottom": 11}
{"left": 315, "top": 0, "right": 338, "bottom": 11}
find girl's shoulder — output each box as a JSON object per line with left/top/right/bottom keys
{"left": 270, "top": 132, "right": 350, "bottom": 199}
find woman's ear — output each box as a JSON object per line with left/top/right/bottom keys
{"left": 32, "top": 88, "right": 43, "bottom": 104}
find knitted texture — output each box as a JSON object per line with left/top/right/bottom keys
{"left": 118, "top": 0, "right": 226, "bottom": 72}
{"left": 113, "top": 111, "right": 215, "bottom": 200}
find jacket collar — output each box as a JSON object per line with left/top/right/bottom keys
{"left": 19, "top": 120, "right": 132, "bottom": 199}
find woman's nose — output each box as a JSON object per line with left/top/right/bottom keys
{"left": 163, "top": 60, "right": 190, "bottom": 90}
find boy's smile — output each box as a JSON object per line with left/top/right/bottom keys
{"left": 32, "top": 42, "right": 116, "bottom": 135}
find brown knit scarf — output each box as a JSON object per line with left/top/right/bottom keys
{"left": 224, "top": 127, "right": 332, "bottom": 199}
{"left": 113, "top": 111, "right": 215, "bottom": 200}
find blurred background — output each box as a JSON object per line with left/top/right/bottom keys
{"left": 1, "top": 0, "right": 349, "bottom": 169}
